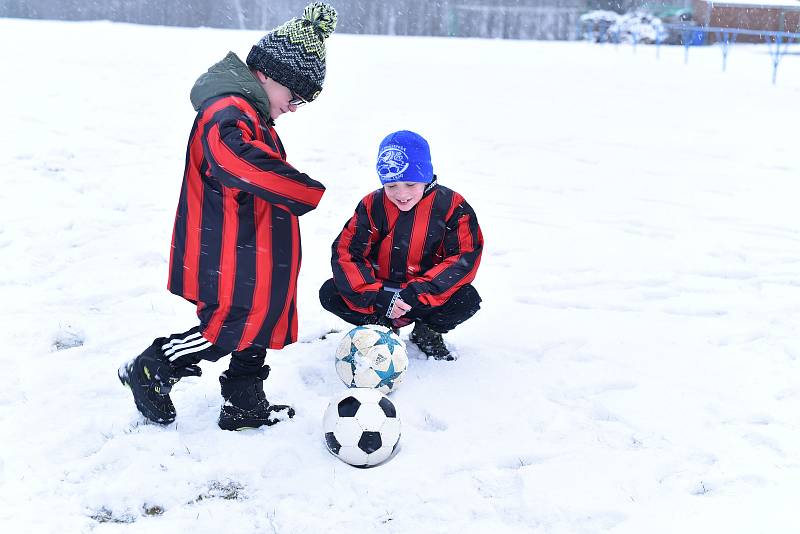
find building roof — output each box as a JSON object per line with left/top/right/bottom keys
{"left": 700, "top": 0, "right": 800, "bottom": 9}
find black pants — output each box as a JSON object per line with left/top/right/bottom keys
{"left": 154, "top": 326, "right": 266, "bottom": 378}
{"left": 318, "top": 278, "right": 481, "bottom": 334}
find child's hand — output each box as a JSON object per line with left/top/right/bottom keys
{"left": 388, "top": 297, "right": 411, "bottom": 319}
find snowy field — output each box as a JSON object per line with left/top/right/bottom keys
{"left": 1, "top": 16, "right": 800, "bottom": 533}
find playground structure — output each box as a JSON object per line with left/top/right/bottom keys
{"left": 663, "top": 23, "right": 799, "bottom": 84}
{"left": 580, "top": 18, "right": 799, "bottom": 85}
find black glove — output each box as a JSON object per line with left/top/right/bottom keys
{"left": 374, "top": 286, "right": 401, "bottom": 316}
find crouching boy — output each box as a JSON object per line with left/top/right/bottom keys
{"left": 319, "top": 130, "right": 483, "bottom": 360}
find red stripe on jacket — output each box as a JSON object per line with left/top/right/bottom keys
{"left": 376, "top": 195, "right": 399, "bottom": 281}
{"left": 206, "top": 123, "right": 323, "bottom": 207}
{"left": 406, "top": 195, "right": 433, "bottom": 277}
{"left": 412, "top": 208, "right": 482, "bottom": 307}
{"left": 181, "top": 130, "right": 206, "bottom": 301}
{"left": 270, "top": 217, "right": 301, "bottom": 347}
{"left": 335, "top": 194, "right": 382, "bottom": 313}
{"left": 238, "top": 197, "right": 273, "bottom": 350}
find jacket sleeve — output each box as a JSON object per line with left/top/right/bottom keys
{"left": 400, "top": 199, "right": 483, "bottom": 309}
{"left": 200, "top": 104, "right": 325, "bottom": 216}
{"left": 330, "top": 198, "right": 396, "bottom": 315}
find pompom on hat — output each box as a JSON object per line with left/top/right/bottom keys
{"left": 246, "top": 2, "right": 337, "bottom": 102}
{"left": 376, "top": 131, "right": 434, "bottom": 185}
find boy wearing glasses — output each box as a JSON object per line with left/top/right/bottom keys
{"left": 319, "top": 130, "right": 484, "bottom": 361}
{"left": 118, "top": 3, "right": 337, "bottom": 430}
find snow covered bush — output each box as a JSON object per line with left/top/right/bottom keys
{"left": 581, "top": 9, "right": 666, "bottom": 44}
{"left": 580, "top": 10, "right": 620, "bottom": 43}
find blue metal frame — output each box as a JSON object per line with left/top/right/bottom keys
{"left": 713, "top": 30, "right": 737, "bottom": 72}
{"left": 581, "top": 20, "right": 800, "bottom": 85}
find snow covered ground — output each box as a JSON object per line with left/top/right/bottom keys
{"left": 1, "top": 17, "right": 799, "bottom": 533}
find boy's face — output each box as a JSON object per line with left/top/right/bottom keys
{"left": 383, "top": 182, "right": 426, "bottom": 211}
{"left": 254, "top": 71, "right": 301, "bottom": 119}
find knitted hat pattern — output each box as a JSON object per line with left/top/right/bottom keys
{"left": 246, "top": 2, "right": 337, "bottom": 102}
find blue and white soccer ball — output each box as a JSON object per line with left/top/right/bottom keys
{"left": 335, "top": 324, "right": 408, "bottom": 393}
{"left": 323, "top": 388, "right": 401, "bottom": 467}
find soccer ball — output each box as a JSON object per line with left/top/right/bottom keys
{"left": 335, "top": 325, "right": 408, "bottom": 393}
{"left": 323, "top": 388, "right": 401, "bottom": 467}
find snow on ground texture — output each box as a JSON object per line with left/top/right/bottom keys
{"left": 1, "top": 17, "right": 799, "bottom": 534}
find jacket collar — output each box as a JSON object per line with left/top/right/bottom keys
{"left": 423, "top": 175, "right": 439, "bottom": 196}
{"left": 189, "top": 52, "right": 272, "bottom": 123}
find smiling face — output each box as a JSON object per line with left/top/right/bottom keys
{"left": 383, "top": 182, "right": 426, "bottom": 211}
{"left": 253, "top": 70, "right": 301, "bottom": 119}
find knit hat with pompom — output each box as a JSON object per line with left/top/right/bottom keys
{"left": 246, "top": 2, "right": 337, "bottom": 102}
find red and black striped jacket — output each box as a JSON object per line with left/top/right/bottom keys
{"left": 168, "top": 94, "right": 325, "bottom": 352}
{"left": 332, "top": 180, "right": 483, "bottom": 314}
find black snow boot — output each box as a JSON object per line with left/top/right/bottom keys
{"left": 218, "top": 366, "right": 295, "bottom": 431}
{"left": 118, "top": 341, "right": 202, "bottom": 424}
{"left": 410, "top": 321, "right": 454, "bottom": 361}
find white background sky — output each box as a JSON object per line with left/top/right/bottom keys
{"left": 1, "top": 17, "right": 799, "bottom": 533}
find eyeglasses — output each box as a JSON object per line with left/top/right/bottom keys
{"left": 289, "top": 91, "right": 308, "bottom": 107}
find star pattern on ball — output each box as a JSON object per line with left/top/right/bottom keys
{"left": 372, "top": 329, "right": 404, "bottom": 355}
{"left": 347, "top": 326, "right": 368, "bottom": 339}
{"left": 342, "top": 344, "right": 358, "bottom": 378}
{"left": 375, "top": 361, "right": 401, "bottom": 389}
{"left": 342, "top": 345, "right": 357, "bottom": 364}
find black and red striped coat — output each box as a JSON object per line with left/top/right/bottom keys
{"left": 168, "top": 95, "right": 325, "bottom": 352}
{"left": 332, "top": 180, "right": 483, "bottom": 314}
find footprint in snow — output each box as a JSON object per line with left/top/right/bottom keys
{"left": 52, "top": 325, "right": 86, "bottom": 351}
{"left": 422, "top": 411, "right": 448, "bottom": 432}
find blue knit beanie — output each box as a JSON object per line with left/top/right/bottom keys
{"left": 376, "top": 130, "right": 433, "bottom": 185}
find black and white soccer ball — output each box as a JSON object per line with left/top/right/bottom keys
{"left": 323, "top": 388, "right": 401, "bottom": 467}
{"left": 335, "top": 324, "right": 409, "bottom": 393}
